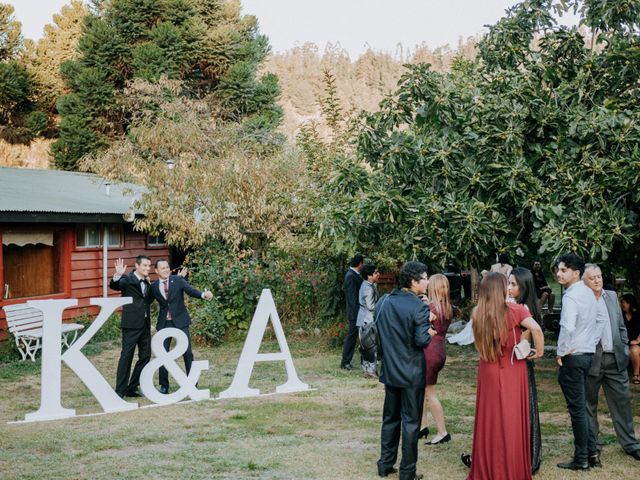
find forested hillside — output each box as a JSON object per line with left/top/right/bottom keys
{"left": 265, "top": 38, "right": 478, "bottom": 138}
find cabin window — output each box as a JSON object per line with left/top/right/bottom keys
{"left": 76, "top": 224, "right": 123, "bottom": 248}
{"left": 147, "top": 233, "right": 167, "bottom": 247}
{"left": 2, "top": 229, "right": 66, "bottom": 299}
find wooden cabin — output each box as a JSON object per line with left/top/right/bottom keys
{"left": 0, "top": 167, "right": 172, "bottom": 340}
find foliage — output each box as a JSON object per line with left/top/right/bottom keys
{"left": 53, "top": 0, "right": 281, "bottom": 170}
{"left": 185, "top": 242, "right": 345, "bottom": 345}
{"left": 81, "top": 77, "right": 299, "bottom": 249}
{"left": 0, "top": 4, "right": 49, "bottom": 144}
{"left": 302, "top": 0, "right": 640, "bottom": 285}
{"left": 0, "top": 3, "right": 22, "bottom": 61}
{"left": 29, "top": 0, "right": 88, "bottom": 116}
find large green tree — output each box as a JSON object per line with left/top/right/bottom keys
{"left": 303, "top": 0, "right": 640, "bottom": 286}
{"left": 0, "top": 3, "right": 49, "bottom": 143}
{"left": 53, "top": 0, "right": 282, "bottom": 170}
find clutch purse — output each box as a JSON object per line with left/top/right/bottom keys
{"left": 511, "top": 328, "right": 532, "bottom": 363}
{"left": 513, "top": 338, "right": 531, "bottom": 360}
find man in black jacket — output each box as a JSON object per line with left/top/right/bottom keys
{"left": 376, "top": 261, "right": 433, "bottom": 480}
{"left": 340, "top": 254, "right": 364, "bottom": 370}
{"left": 150, "top": 259, "right": 213, "bottom": 394}
{"left": 110, "top": 255, "right": 152, "bottom": 398}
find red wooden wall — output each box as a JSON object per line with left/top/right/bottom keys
{"left": 0, "top": 224, "right": 170, "bottom": 341}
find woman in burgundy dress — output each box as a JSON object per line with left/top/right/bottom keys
{"left": 468, "top": 273, "right": 544, "bottom": 480}
{"left": 420, "top": 274, "right": 454, "bottom": 444}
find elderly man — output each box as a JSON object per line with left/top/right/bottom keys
{"left": 583, "top": 263, "right": 640, "bottom": 465}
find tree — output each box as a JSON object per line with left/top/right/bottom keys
{"left": 0, "top": 3, "right": 47, "bottom": 143}
{"left": 0, "top": 3, "right": 21, "bottom": 61}
{"left": 308, "top": 0, "right": 640, "bottom": 288}
{"left": 81, "top": 77, "right": 301, "bottom": 250}
{"left": 30, "top": 0, "right": 88, "bottom": 115}
{"left": 52, "top": 0, "right": 282, "bottom": 171}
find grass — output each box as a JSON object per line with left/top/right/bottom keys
{"left": 1, "top": 334, "right": 640, "bottom": 479}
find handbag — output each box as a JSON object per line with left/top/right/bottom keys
{"left": 511, "top": 328, "right": 531, "bottom": 364}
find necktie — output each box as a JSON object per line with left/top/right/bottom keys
{"left": 163, "top": 280, "right": 172, "bottom": 320}
{"left": 140, "top": 280, "right": 146, "bottom": 295}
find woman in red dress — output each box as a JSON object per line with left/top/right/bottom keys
{"left": 420, "top": 274, "right": 454, "bottom": 444}
{"left": 468, "top": 272, "right": 544, "bottom": 480}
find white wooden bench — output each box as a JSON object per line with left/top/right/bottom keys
{"left": 2, "top": 303, "right": 84, "bottom": 361}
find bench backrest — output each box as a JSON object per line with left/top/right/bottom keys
{"left": 2, "top": 304, "right": 44, "bottom": 334}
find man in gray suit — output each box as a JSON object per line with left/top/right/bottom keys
{"left": 584, "top": 263, "right": 640, "bottom": 465}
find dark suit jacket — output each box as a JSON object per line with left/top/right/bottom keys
{"left": 590, "top": 289, "right": 629, "bottom": 374}
{"left": 150, "top": 275, "right": 203, "bottom": 329}
{"left": 109, "top": 272, "right": 151, "bottom": 329}
{"left": 344, "top": 268, "right": 363, "bottom": 323}
{"left": 376, "top": 289, "right": 432, "bottom": 388}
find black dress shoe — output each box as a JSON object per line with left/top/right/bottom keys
{"left": 557, "top": 458, "right": 589, "bottom": 470}
{"left": 417, "top": 427, "right": 430, "bottom": 439}
{"left": 588, "top": 453, "right": 602, "bottom": 467}
{"left": 125, "top": 389, "right": 142, "bottom": 397}
{"left": 377, "top": 466, "right": 397, "bottom": 477}
{"left": 159, "top": 385, "right": 169, "bottom": 394}
{"left": 461, "top": 453, "right": 472, "bottom": 468}
{"left": 426, "top": 433, "right": 451, "bottom": 445}
{"left": 628, "top": 450, "right": 640, "bottom": 461}
{"left": 341, "top": 363, "right": 354, "bottom": 371}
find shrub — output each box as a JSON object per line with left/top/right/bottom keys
{"left": 186, "top": 243, "right": 345, "bottom": 345}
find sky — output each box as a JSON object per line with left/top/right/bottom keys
{"left": 5, "top": 0, "right": 579, "bottom": 58}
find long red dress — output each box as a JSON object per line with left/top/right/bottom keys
{"left": 468, "top": 303, "right": 532, "bottom": 480}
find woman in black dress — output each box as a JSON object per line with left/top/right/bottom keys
{"left": 621, "top": 294, "right": 640, "bottom": 383}
{"left": 508, "top": 267, "right": 543, "bottom": 474}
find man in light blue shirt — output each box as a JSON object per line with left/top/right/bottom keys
{"left": 555, "top": 253, "right": 599, "bottom": 471}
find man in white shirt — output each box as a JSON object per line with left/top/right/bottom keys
{"left": 583, "top": 264, "right": 640, "bottom": 465}
{"left": 555, "top": 252, "right": 600, "bottom": 471}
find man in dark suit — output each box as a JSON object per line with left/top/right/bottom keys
{"left": 150, "top": 259, "right": 213, "bottom": 394}
{"left": 376, "top": 261, "right": 433, "bottom": 480}
{"left": 110, "top": 255, "right": 152, "bottom": 398}
{"left": 584, "top": 264, "right": 640, "bottom": 465}
{"left": 340, "top": 254, "right": 364, "bottom": 370}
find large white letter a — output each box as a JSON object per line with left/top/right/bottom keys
{"left": 218, "top": 289, "right": 309, "bottom": 398}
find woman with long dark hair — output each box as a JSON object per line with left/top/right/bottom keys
{"left": 621, "top": 293, "right": 640, "bottom": 383}
{"left": 508, "top": 267, "right": 543, "bottom": 474}
{"left": 467, "top": 273, "right": 544, "bottom": 480}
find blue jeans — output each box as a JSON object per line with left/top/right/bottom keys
{"left": 558, "top": 353, "right": 595, "bottom": 463}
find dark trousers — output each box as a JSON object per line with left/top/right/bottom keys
{"left": 586, "top": 352, "right": 640, "bottom": 454}
{"left": 341, "top": 317, "right": 358, "bottom": 366}
{"left": 378, "top": 385, "right": 425, "bottom": 480}
{"left": 159, "top": 321, "right": 193, "bottom": 388}
{"left": 115, "top": 325, "right": 151, "bottom": 396}
{"left": 558, "top": 353, "right": 594, "bottom": 463}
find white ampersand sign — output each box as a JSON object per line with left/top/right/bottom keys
{"left": 139, "top": 328, "right": 210, "bottom": 405}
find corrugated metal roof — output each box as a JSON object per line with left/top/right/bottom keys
{"left": 0, "top": 167, "right": 145, "bottom": 215}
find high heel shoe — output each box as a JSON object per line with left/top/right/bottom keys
{"left": 426, "top": 433, "right": 451, "bottom": 445}
{"left": 461, "top": 453, "right": 472, "bottom": 468}
{"left": 417, "top": 427, "right": 430, "bottom": 439}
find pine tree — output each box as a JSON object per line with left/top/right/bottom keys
{"left": 52, "top": 0, "right": 281, "bottom": 171}
{"left": 31, "top": 0, "right": 88, "bottom": 115}
{"left": 0, "top": 3, "right": 45, "bottom": 143}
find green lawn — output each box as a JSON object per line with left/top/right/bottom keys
{"left": 1, "top": 335, "right": 640, "bottom": 479}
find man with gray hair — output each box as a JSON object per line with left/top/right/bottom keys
{"left": 583, "top": 263, "right": 640, "bottom": 465}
